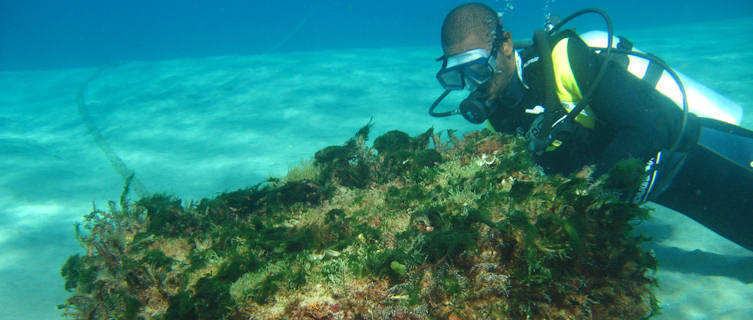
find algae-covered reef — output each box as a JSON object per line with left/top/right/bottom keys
{"left": 59, "top": 125, "right": 659, "bottom": 319}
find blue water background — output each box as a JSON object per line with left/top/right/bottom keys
{"left": 2, "top": 0, "right": 753, "bottom": 71}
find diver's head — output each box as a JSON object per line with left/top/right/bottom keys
{"left": 430, "top": 3, "right": 519, "bottom": 123}
{"left": 439, "top": 2, "right": 516, "bottom": 97}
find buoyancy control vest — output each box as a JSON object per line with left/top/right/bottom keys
{"left": 523, "top": 29, "right": 599, "bottom": 154}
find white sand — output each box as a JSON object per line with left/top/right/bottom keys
{"left": 0, "top": 18, "right": 751, "bottom": 320}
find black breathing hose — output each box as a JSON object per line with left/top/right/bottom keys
{"left": 428, "top": 89, "right": 457, "bottom": 117}
{"left": 591, "top": 48, "right": 690, "bottom": 153}
{"left": 548, "top": 8, "right": 614, "bottom": 133}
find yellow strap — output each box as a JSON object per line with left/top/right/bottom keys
{"left": 551, "top": 38, "right": 596, "bottom": 129}
{"left": 545, "top": 139, "right": 562, "bottom": 152}
{"left": 486, "top": 120, "right": 497, "bottom": 133}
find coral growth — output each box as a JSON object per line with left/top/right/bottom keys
{"left": 60, "top": 126, "right": 658, "bottom": 319}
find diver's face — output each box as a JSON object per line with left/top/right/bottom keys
{"left": 444, "top": 31, "right": 516, "bottom": 99}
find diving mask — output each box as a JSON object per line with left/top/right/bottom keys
{"left": 429, "top": 50, "right": 526, "bottom": 124}
{"left": 436, "top": 48, "right": 498, "bottom": 91}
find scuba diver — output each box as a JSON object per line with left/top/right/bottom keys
{"left": 430, "top": 3, "right": 753, "bottom": 251}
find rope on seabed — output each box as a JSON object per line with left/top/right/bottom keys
{"left": 75, "top": 1, "right": 320, "bottom": 198}
{"left": 77, "top": 65, "right": 150, "bottom": 198}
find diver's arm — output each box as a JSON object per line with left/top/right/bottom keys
{"left": 567, "top": 36, "right": 686, "bottom": 176}
{"left": 592, "top": 64, "right": 681, "bottom": 174}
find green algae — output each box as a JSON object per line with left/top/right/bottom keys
{"left": 59, "top": 126, "right": 659, "bottom": 320}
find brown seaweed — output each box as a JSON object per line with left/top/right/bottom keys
{"left": 59, "top": 126, "right": 659, "bottom": 319}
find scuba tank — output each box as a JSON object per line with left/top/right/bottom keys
{"left": 579, "top": 30, "right": 743, "bottom": 125}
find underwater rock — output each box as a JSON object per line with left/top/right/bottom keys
{"left": 59, "top": 126, "right": 659, "bottom": 319}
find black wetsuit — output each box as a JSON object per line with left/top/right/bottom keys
{"left": 487, "top": 31, "right": 753, "bottom": 251}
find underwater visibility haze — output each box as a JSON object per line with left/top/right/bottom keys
{"left": 1, "top": 0, "right": 753, "bottom": 319}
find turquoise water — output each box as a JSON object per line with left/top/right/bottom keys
{"left": 1, "top": 1, "right": 753, "bottom": 319}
